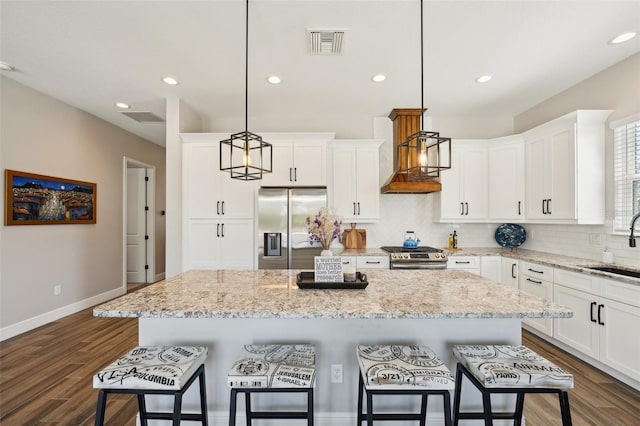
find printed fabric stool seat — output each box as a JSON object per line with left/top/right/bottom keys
{"left": 356, "top": 345, "right": 455, "bottom": 426}
{"left": 93, "top": 346, "right": 208, "bottom": 426}
{"left": 228, "top": 344, "right": 316, "bottom": 426}
{"left": 452, "top": 344, "right": 573, "bottom": 426}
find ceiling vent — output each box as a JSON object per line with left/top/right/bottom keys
{"left": 120, "top": 111, "right": 165, "bottom": 123}
{"left": 308, "top": 29, "right": 345, "bottom": 54}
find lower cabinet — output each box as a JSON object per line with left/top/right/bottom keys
{"left": 501, "top": 257, "right": 519, "bottom": 289}
{"left": 554, "top": 276, "right": 640, "bottom": 382}
{"left": 184, "top": 220, "right": 254, "bottom": 270}
{"left": 447, "top": 256, "right": 480, "bottom": 275}
{"left": 480, "top": 256, "right": 501, "bottom": 282}
{"left": 356, "top": 256, "right": 389, "bottom": 269}
{"left": 519, "top": 265, "right": 553, "bottom": 336}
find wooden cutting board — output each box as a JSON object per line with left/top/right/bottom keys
{"left": 342, "top": 226, "right": 366, "bottom": 249}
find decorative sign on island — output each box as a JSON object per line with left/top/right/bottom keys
{"left": 314, "top": 256, "right": 344, "bottom": 282}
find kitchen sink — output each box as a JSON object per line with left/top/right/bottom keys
{"left": 585, "top": 266, "right": 640, "bottom": 279}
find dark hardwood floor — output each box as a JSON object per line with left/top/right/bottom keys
{"left": 1, "top": 297, "right": 638, "bottom": 425}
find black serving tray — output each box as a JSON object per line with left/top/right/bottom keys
{"left": 296, "top": 271, "right": 368, "bottom": 289}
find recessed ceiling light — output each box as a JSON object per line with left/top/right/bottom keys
{"left": 267, "top": 75, "right": 281, "bottom": 84}
{"left": 162, "top": 76, "right": 178, "bottom": 85}
{"left": 0, "top": 61, "right": 16, "bottom": 71}
{"left": 609, "top": 31, "right": 637, "bottom": 44}
{"left": 475, "top": 75, "right": 492, "bottom": 83}
{"left": 115, "top": 102, "right": 130, "bottom": 109}
{"left": 372, "top": 74, "right": 386, "bottom": 83}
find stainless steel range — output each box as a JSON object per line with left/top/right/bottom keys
{"left": 381, "top": 246, "right": 448, "bottom": 270}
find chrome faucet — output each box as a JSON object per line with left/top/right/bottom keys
{"left": 631, "top": 211, "right": 640, "bottom": 247}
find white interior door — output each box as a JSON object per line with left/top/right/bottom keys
{"left": 127, "top": 167, "right": 147, "bottom": 283}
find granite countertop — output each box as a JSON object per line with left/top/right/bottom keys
{"left": 331, "top": 248, "right": 388, "bottom": 256}
{"left": 94, "top": 269, "right": 571, "bottom": 320}
{"left": 446, "top": 248, "right": 640, "bottom": 286}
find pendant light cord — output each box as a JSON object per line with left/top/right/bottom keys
{"left": 245, "top": 0, "right": 249, "bottom": 136}
{"left": 420, "top": 0, "right": 424, "bottom": 132}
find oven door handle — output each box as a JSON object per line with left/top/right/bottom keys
{"left": 391, "top": 262, "right": 447, "bottom": 270}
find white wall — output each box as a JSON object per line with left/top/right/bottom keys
{"left": 514, "top": 53, "right": 640, "bottom": 268}
{"left": 0, "top": 76, "right": 166, "bottom": 339}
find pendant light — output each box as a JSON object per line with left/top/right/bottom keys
{"left": 220, "top": 0, "right": 272, "bottom": 181}
{"left": 397, "top": 0, "right": 451, "bottom": 180}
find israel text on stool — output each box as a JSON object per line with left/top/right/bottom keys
{"left": 228, "top": 344, "right": 316, "bottom": 426}
{"left": 93, "top": 346, "right": 208, "bottom": 426}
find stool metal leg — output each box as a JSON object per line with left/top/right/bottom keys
{"left": 229, "top": 389, "right": 238, "bottom": 426}
{"left": 559, "top": 391, "right": 573, "bottom": 426}
{"left": 366, "top": 391, "right": 374, "bottom": 426}
{"left": 94, "top": 390, "right": 107, "bottom": 426}
{"left": 419, "top": 394, "right": 428, "bottom": 426}
{"left": 307, "top": 388, "right": 314, "bottom": 426}
{"left": 137, "top": 393, "right": 148, "bottom": 426}
{"left": 357, "top": 374, "right": 364, "bottom": 424}
{"left": 452, "top": 363, "right": 463, "bottom": 426}
{"left": 198, "top": 367, "right": 208, "bottom": 425}
{"left": 443, "top": 391, "right": 452, "bottom": 426}
{"left": 514, "top": 392, "right": 525, "bottom": 426}
{"left": 245, "top": 391, "right": 252, "bottom": 425}
{"left": 172, "top": 392, "right": 183, "bottom": 426}
{"left": 481, "top": 388, "right": 492, "bottom": 426}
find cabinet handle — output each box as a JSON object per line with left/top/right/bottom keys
{"left": 526, "top": 278, "right": 542, "bottom": 284}
{"left": 455, "top": 261, "right": 471, "bottom": 264}
{"left": 542, "top": 199, "right": 546, "bottom": 214}
{"left": 357, "top": 202, "right": 361, "bottom": 215}
{"left": 221, "top": 201, "right": 225, "bottom": 215}
{"left": 511, "top": 264, "right": 517, "bottom": 279}
{"left": 221, "top": 223, "right": 225, "bottom": 237}
{"left": 460, "top": 202, "right": 464, "bottom": 215}
{"left": 342, "top": 261, "right": 350, "bottom": 265}
{"left": 518, "top": 201, "right": 521, "bottom": 215}
{"left": 547, "top": 199, "right": 551, "bottom": 214}
{"left": 217, "top": 223, "right": 220, "bottom": 238}
{"left": 353, "top": 202, "right": 357, "bottom": 215}
{"left": 289, "top": 168, "right": 293, "bottom": 182}
{"left": 597, "top": 304, "right": 604, "bottom": 325}
{"left": 366, "top": 261, "right": 381, "bottom": 264}
{"left": 465, "top": 202, "right": 469, "bottom": 215}
{"left": 294, "top": 167, "right": 297, "bottom": 182}
{"left": 217, "top": 201, "right": 220, "bottom": 215}
{"left": 528, "top": 268, "right": 543, "bottom": 274}
{"left": 590, "top": 302, "right": 597, "bottom": 323}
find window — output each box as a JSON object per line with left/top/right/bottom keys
{"left": 613, "top": 118, "right": 640, "bottom": 233}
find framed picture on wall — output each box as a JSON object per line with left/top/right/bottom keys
{"left": 4, "top": 169, "right": 97, "bottom": 225}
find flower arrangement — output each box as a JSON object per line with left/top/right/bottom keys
{"left": 306, "top": 207, "right": 342, "bottom": 250}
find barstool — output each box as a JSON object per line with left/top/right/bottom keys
{"left": 356, "top": 345, "right": 455, "bottom": 426}
{"left": 228, "top": 344, "right": 315, "bottom": 426}
{"left": 93, "top": 345, "right": 208, "bottom": 426}
{"left": 452, "top": 344, "right": 573, "bottom": 426}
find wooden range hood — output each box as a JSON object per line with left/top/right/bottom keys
{"left": 380, "top": 108, "right": 442, "bottom": 194}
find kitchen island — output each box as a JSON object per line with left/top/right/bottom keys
{"left": 94, "top": 269, "right": 571, "bottom": 425}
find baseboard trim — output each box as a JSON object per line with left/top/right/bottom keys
{"left": 0, "top": 287, "right": 125, "bottom": 342}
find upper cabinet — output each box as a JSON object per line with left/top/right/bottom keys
{"left": 329, "top": 139, "right": 383, "bottom": 222}
{"left": 182, "top": 135, "right": 255, "bottom": 219}
{"left": 488, "top": 135, "right": 525, "bottom": 222}
{"left": 259, "top": 134, "right": 334, "bottom": 187}
{"left": 523, "top": 110, "right": 612, "bottom": 224}
{"left": 435, "top": 140, "right": 488, "bottom": 222}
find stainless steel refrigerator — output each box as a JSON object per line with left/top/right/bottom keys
{"left": 258, "top": 188, "right": 327, "bottom": 269}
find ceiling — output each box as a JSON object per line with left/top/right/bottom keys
{"left": 1, "top": 0, "right": 639, "bottom": 147}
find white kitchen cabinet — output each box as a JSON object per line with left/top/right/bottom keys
{"left": 554, "top": 270, "right": 640, "bottom": 382}
{"left": 447, "top": 256, "right": 480, "bottom": 275}
{"left": 329, "top": 140, "right": 383, "bottom": 222}
{"left": 356, "top": 256, "right": 389, "bottom": 270}
{"left": 523, "top": 110, "right": 612, "bottom": 224}
{"left": 182, "top": 139, "right": 255, "bottom": 219}
{"left": 519, "top": 261, "right": 553, "bottom": 336}
{"left": 488, "top": 135, "right": 525, "bottom": 221}
{"left": 436, "top": 140, "right": 488, "bottom": 222}
{"left": 480, "top": 256, "right": 501, "bottom": 282}
{"left": 183, "top": 219, "right": 254, "bottom": 270}
{"left": 500, "top": 257, "right": 519, "bottom": 289}
{"left": 260, "top": 137, "right": 331, "bottom": 187}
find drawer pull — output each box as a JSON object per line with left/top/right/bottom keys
{"left": 455, "top": 261, "right": 471, "bottom": 264}
{"left": 526, "top": 278, "right": 542, "bottom": 285}
{"left": 366, "top": 261, "right": 381, "bottom": 264}
{"left": 528, "top": 268, "right": 544, "bottom": 274}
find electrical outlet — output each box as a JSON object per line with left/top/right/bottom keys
{"left": 54, "top": 285, "right": 61, "bottom": 296}
{"left": 331, "top": 364, "right": 343, "bottom": 383}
